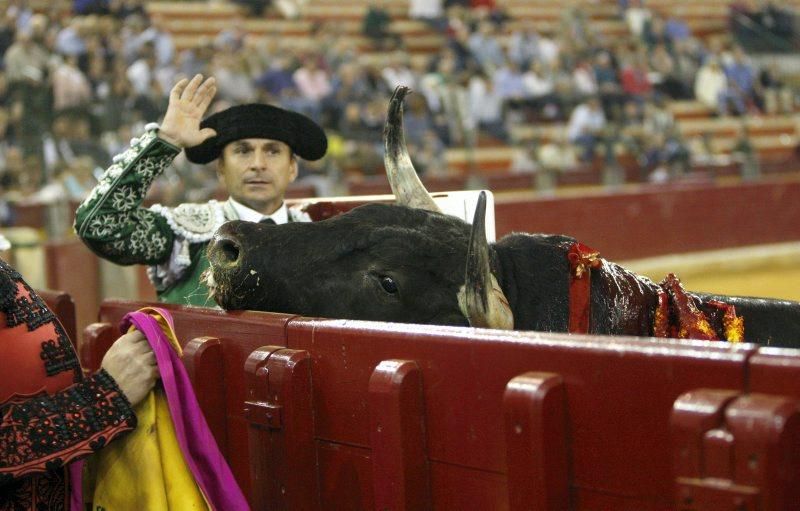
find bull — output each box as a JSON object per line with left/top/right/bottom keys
{"left": 204, "top": 87, "right": 800, "bottom": 347}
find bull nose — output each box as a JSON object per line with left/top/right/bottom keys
{"left": 210, "top": 235, "right": 242, "bottom": 267}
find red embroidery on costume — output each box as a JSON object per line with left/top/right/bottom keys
{"left": 0, "top": 259, "right": 137, "bottom": 510}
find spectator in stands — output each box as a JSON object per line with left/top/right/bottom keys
{"left": 567, "top": 95, "right": 606, "bottom": 161}
{"left": 323, "top": 62, "right": 370, "bottom": 127}
{"left": 642, "top": 14, "right": 673, "bottom": 53}
{"left": 664, "top": 8, "right": 691, "bottom": 42}
{"left": 96, "top": 73, "right": 135, "bottom": 133}
{"left": 413, "top": 130, "right": 448, "bottom": 176}
{"left": 467, "top": 20, "right": 505, "bottom": 73}
{"left": 138, "top": 14, "right": 175, "bottom": 68}
{"left": 0, "top": 258, "right": 159, "bottom": 510}
{"left": 178, "top": 38, "right": 215, "bottom": 79}
{"left": 560, "top": 6, "right": 592, "bottom": 51}
{"left": 334, "top": 103, "right": 367, "bottom": 144}
{"left": 520, "top": 60, "right": 560, "bottom": 120}
{"left": 694, "top": 57, "right": 729, "bottom": 115}
{"left": 0, "top": 13, "right": 16, "bottom": 60}
{"left": 126, "top": 42, "right": 158, "bottom": 96}
{"left": 255, "top": 54, "right": 298, "bottom": 102}
{"left": 42, "top": 109, "right": 110, "bottom": 178}
{"left": 214, "top": 16, "right": 247, "bottom": 53}
{"left": 649, "top": 43, "right": 690, "bottom": 99}
{"left": 403, "top": 93, "right": 438, "bottom": 146}
{"left": 4, "top": 15, "right": 51, "bottom": 158}
{"left": 494, "top": 60, "right": 527, "bottom": 102}
{"left": 381, "top": 51, "right": 416, "bottom": 92}
{"left": 54, "top": 17, "right": 87, "bottom": 58}
{"left": 536, "top": 31, "right": 560, "bottom": 66}
{"left": 6, "top": 0, "right": 32, "bottom": 34}
{"left": 75, "top": 75, "right": 328, "bottom": 305}
{"left": 131, "top": 76, "right": 169, "bottom": 125}
{"left": 663, "top": 125, "right": 691, "bottom": 175}
{"left": 507, "top": 26, "right": 539, "bottom": 69}
{"left": 642, "top": 96, "right": 675, "bottom": 138}
{"left": 51, "top": 54, "right": 93, "bottom": 111}
{"left": 409, "top": 0, "right": 445, "bottom": 29}
{"left": 759, "top": 62, "right": 794, "bottom": 114}
{"left": 688, "top": 131, "right": 726, "bottom": 166}
{"left": 73, "top": 0, "right": 110, "bottom": 15}
{"left": 671, "top": 38, "right": 701, "bottom": 98}
{"left": 731, "top": 122, "right": 759, "bottom": 180}
{"left": 363, "top": 0, "right": 400, "bottom": 51}
{"left": 467, "top": 69, "right": 506, "bottom": 142}
{"left": 593, "top": 51, "right": 625, "bottom": 118}
{"left": 437, "top": 67, "right": 472, "bottom": 146}
{"left": 232, "top": 0, "right": 270, "bottom": 16}
{"left": 724, "top": 45, "right": 759, "bottom": 113}
{"left": 572, "top": 59, "right": 599, "bottom": 97}
{"left": 509, "top": 135, "right": 540, "bottom": 174}
{"left": 619, "top": 52, "right": 653, "bottom": 101}
{"left": 211, "top": 52, "right": 257, "bottom": 104}
{"left": 623, "top": 0, "right": 651, "bottom": 39}
{"left": 292, "top": 55, "right": 332, "bottom": 122}
{"left": 523, "top": 60, "right": 555, "bottom": 99}
{"left": 538, "top": 130, "right": 578, "bottom": 176}
{"left": 109, "top": 0, "right": 147, "bottom": 20}
{"left": 273, "top": 0, "right": 309, "bottom": 19}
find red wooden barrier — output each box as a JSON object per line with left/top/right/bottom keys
{"left": 369, "top": 360, "right": 431, "bottom": 511}
{"left": 45, "top": 238, "right": 100, "bottom": 335}
{"left": 81, "top": 300, "right": 800, "bottom": 510}
{"left": 245, "top": 346, "right": 316, "bottom": 510}
{"left": 285, "top": 320, "right": 757, "bottom": 510}
{"left": 346, "top": 176, "right": 393, "bottom": 196}
{"left": 494, "top": 179, "right": 800, "bottom": 260}
{"left": 37, "top": 288, "right": 77, "bottom": 345}
{"left": 503, "top": 372, "right": 569, "bottom": 511}
{"left": 11, "top": 203, "right": 48, "bottom": 229}
{"left": 486, "top": 173, "right": 534, "bottom": 191}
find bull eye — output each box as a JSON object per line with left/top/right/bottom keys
{"left": 379, "top": 275, "right": 399, "bottom": 294}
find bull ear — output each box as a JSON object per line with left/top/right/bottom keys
{"left": 383, "top": 86, "right": 442, "bottom": 213}
{"left": 457, "top": 191, "right": 514, "bottom": 330}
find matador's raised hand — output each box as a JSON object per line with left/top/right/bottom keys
{"left": 158, "top": 74, "right": 218, "bottom": 148}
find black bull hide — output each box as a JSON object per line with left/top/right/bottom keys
{"left": 206, "top": 202, "right": 800, "bottom": 348}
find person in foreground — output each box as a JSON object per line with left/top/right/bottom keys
{"left": 74, "top": 74, "right": 328, "bottom": 305}
{"left": 0, "top": 254, "right": 158, "bottom": 510}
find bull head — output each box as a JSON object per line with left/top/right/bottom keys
{"left": 205, "top": 86, "right": 514, "bottom": 331}
{"left": 385, "top": 86, "right": 513, "bottom": 330}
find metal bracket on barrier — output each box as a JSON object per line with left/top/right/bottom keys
{"left": 671, "top": 389, "right": 800, "bottom": 511}
{"left": 244, "top": 398, "right": 283, "bottom": 429}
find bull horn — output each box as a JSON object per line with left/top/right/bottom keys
{"left": 457, "top": 191, "right": 514, "bottom": 330}
{"left": 384, "top": 86, "right": 441, "bottom": 213}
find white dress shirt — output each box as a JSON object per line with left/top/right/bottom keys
{"left": 228, "top": 198, "right": 289, "bottom": 224}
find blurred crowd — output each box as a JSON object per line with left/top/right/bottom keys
{"left": 0, "top": 0, "right": 797, "bottom": 221}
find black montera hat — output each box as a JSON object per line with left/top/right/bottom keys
{"left": 184, "top": 104, "right": 328, "bottom": 164}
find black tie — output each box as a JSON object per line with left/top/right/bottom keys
{"left": 259, "top": 217, "right": 276, "bottom": 225}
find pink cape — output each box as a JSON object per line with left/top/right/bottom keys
{"left": 70, "top": 308, "right": 250, "bottom": 510}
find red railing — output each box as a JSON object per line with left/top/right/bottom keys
{"left": 79, "top": 299, "right": 800, "bottom": 511}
